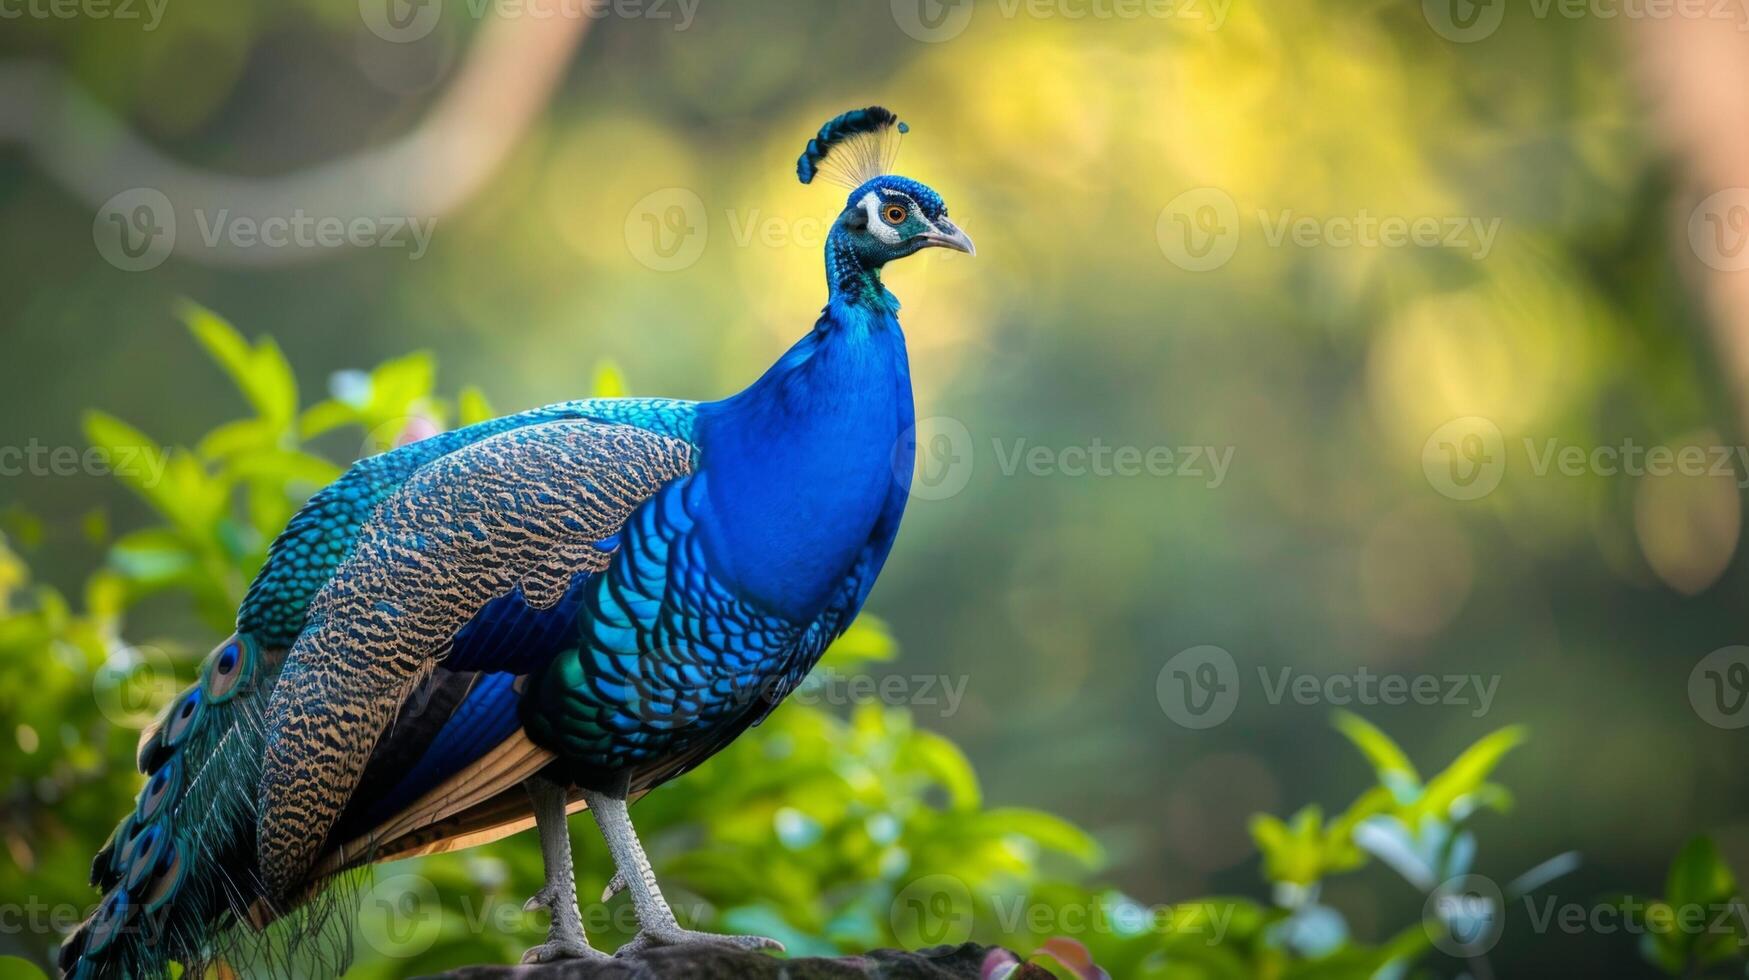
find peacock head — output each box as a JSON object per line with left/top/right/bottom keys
{"left": 798, "top": 107, "right": 973, "bottom": 290}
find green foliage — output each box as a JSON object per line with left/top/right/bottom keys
{"left": 1633, "top": 837, "right": 1749, "bottom": 977}
{"left": 1176, "top": 713, "right": 1563, "bottom": 980}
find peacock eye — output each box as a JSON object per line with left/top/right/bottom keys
{"left": 882, "top": 204, "right": 907, "bottom": 226}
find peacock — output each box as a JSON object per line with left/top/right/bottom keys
{"left": 60, "top": 106, "right": 973, "bottom": 978}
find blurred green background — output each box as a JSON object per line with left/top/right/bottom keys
{"left": 5, "top": 1, "right": 1749, "bottom": 977}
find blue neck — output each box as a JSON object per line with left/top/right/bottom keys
{"left": 825, "top": 227, "right": 900, "bottom": 313}
{"left": 694, "top": 269, "right": 913, "bottom": 622}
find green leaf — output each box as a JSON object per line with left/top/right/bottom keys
{"left": 821, "top": 616, "right": 897, "bottom": 668}
{"left": 592, "top": 360, "right": 628, "bottom": 399}
{"left": 197, "top": 418, "right": 281, "bottom": 460}
{"left": 1666, "top": 836, "right": 1737, "bottom": 912}
{"left": 249, "top": 336, "right": 299, "bottom": 428}
{"left": 983, "top": 808, "right": 1104, "bottom": 866}
{"left": 1419, "top": 725, "right": 1526, "bottom": 822}
{"left": 299, "top": 400, "right": 361, "bottom": 440}
{"left": 83, "top": 411, "right": 193, "bottom": 527}
{"left": 369, "top": 352, "right": 438, "bottom": 414}
{"left": 457, "top": 385, "right": 495, "bottom": 427}
{"left": 181, "top": 301, "right": 298, "bottom": 428}
{"left": 1251, "top": 807, "right": 1327, "bottom": 886}
{"left": 180, "top": 300, "right": 254, "bottom": 392}
{"left": 226, "top": 448, "right": 344, "bottom": 488}
{"left": 1332, "top": 711, "right": 1420, "bottom": 789}
{"left": 899, "top": 728, "right": 981, "bottom": 811}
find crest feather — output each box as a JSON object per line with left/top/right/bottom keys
{"left": 797, "top": 106, "right": 910, "bottom": 188}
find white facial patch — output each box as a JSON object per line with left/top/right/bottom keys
{"left": 859, "top": 191, "right": 903, "bottom": 245}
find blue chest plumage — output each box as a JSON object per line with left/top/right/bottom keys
{"left": 517, "top": 295, "right": 916, "bottom": 790}
{"left": 696, "top": 300, "right": 913, "bottom": 623}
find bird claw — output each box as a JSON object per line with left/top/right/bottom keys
{"left": 521, "top": 939, "right": 607, "bottom": 964}
{"left": 523, "top": 884, "right": 560, "bottom": 914}
{"left": 600, "top": 871, "right": 626, "bottom": 903}
{"left": 615, "top": 926, "right": 785, "bottom": 957}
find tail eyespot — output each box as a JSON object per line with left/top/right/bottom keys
{"left": 136, "top": 756, "right": 180, "bottom": 823}
{"left": 122, "top": 824, "right": 168, "bottom": 891}
{"left": 144, "top": 840, "right": 186, "bottom": 912}
{"left": 205, "top": 637, "right": 253, "bottom": 703}
{"left": 164, "top": 688, "right": 202, "bottom": 747}
{"left": 136, "top": 724, "right": 167, "bottom": 775}
{"left": 83, "top": 889, "right": 131, "bottom": 956}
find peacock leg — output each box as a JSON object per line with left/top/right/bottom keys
{"left": 580, "top": 789, "right": 785, "bottom": 956}
{"left": 520, "top": 777, "right": 606, "bottom": 963}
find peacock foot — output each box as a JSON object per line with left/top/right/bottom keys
{"left": 521, "top": 885, "right": 607, "bottom": 964}
{"left": 522, "top": 938, "right": 606, "bottom": 964}
{"left": 614, "top": 925, "right": 785, "bottom": 957}
{"left": 522, "top": 883, "right": 562, "bottom": 915}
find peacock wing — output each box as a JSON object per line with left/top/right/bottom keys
{"left": 255, "top": 419, "right": 693, "bottom": 900}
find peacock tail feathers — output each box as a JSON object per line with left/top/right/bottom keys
{"left": 63, "top": 633, "right": 359, "bottom": 980}
{"left": 796, "top": 105, "right": 908, "bottom": 188}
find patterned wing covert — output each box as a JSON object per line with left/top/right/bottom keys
{"left": 256, "top": 419, "right": 693, "bottom": 897}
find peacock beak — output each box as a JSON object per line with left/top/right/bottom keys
{"left": 921, "top": 218, "right": 976, "bottom": 256}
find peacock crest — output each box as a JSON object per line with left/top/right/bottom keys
{"left": 796, "top": 105, "right": 909, "bottom": 188}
